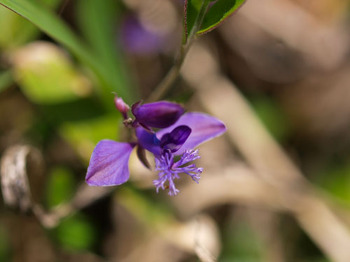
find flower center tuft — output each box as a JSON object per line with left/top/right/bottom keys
{"left": 153, "top": 149, "right": 203, "bottom": 196}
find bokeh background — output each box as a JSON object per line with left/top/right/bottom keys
{"left": 1, "top": 0, "right": 350, "bottom": 261}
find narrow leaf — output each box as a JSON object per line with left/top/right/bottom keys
{"left": 0, "top": 5, "right": 39, "bottom": 48}
{"left": 0, "top": 0, "right": 61, "bottom": 48}
{"left": 199, "top": 0, "right": 246, "bottom": 34}
{"left": 76, "top": 0, "right": 134, "bottom": 100}
{"left": 184, "top": 0, "right": 246, "bottom": 39}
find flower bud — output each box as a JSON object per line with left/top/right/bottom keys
{"left": 132, "top": 101, "right": 184, "bottom": 128}
{"left": 114, "top": 96, "right": 130, "bottom": 119}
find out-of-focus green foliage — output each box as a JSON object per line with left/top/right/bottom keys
{"left": 118, "top": 188, "right": 174, "bottom": 228}
{"left": 11, "top": 42, "right": 92, "bottom": 104}
{"left": 0, "top": 70, "right": 13, "bottom": 92}
{"left": 52, "top": 213, "right": 96, "bottom": 251}
{"left": 0, "top": 0, "right": 135, "bottom": 103}
{"left": 60, "top": 114, "right": 121, "bottom": 162}
{"left": 0, "top": 0, "right": 60, "bottom": 49}
{"left": 251, "top": 96, "right": 290, "bottom": 142}
{"left": 317, "top": 162, "right": 350, "bottom": 205}
{"left": 0, "top": 6, "right": 38, "bottom": 49}
{"left": 0, "top": 225, "right": 10, "bottom": 261}
{"left": 46, "top": 166, "right": 76, "bottom": 208}
{"left": 46, "top": 168, "right": 96, "bottom": 251}
{"left": 76, "top": 0, "right": 134, "bottom": 102}
{"left": 220, "top": 220, "right": 264, "bottom": 262}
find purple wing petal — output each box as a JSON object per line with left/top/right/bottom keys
{"left": 86, "top": 140, "right": 135, "bottom": 186}
{"left": 135, "top": 127, "right": 162, "bottom": 157}
{"left": 132, "top": 101, "right": 184, "bottom": 128}
{"left": 156, "top": 112, "right": 226, "bottom": 155}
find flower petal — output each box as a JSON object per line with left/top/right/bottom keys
{"left": 86, "top": 140, "right": 135, "bottom": 186}
{"left": 135, "top": 127, "right": 162, "bottom": 156}
{"left": 121, "top": 15, "right": 166, "bottom": 54}
{"left": 160, "top": 125, "right": 191, "bottom": 152}
{"left": 132, "top": 101, "right": 184, "bottom": 128}
{"left": 156, "top": 112, "right": 226, "bottom": 155}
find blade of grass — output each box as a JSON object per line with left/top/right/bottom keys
{"left": 0, "top": 0, "right": 135, "bottom": 104}
{"left": 76, "top": 0, "right": 136, "bottom": 102}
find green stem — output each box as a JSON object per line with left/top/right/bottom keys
{"left": 146, "top": 0, "right": 210, "bottom": 102}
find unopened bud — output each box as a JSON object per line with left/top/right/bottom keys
{"left": 114, "top": 95, "right": 130, "bottom": 119}
{"left": 132, "top": 101, "right": 184, "bottom": 128}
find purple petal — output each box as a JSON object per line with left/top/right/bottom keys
{"left": 160, "top": 125, "right": 191, "bottom": 152}
{"left": 132, "top": 101, "right": 184, "bottom": 128}
{"left": 135, "top": 127, "right": 162, "bottom": 156}
{"left": 86, "top": 140, "right": 135, "bottom": 186}
{"left": 120, "top": 16, "right": 165, "bottom": 54}
{"left": 156, "top": 112, "right": 226, "bottom": 155}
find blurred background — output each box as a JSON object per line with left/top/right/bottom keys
{"left": 1, "top": 0, "right": 350, "bottom": 261}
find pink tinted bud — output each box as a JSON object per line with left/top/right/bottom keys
{"left": 114, "top": 96, "right": 130, "bottom": 119}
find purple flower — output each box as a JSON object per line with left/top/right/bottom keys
{"left": 120, "top": 15, "right": 166, "bottom": 54}
{"left": 132, "top": 101, "right": 184, "bottom": 129}
{"left": 136, "top": 112, "right": 226, "bottom": 195}
{"left": 86, "top": 98, "right": 226, "bottom": 196}
{"left": 86, "top": 141, "right": 135, "bottom": 186}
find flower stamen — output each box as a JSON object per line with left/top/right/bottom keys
{"left": 153, "top": 149, "right": 202, "bottom": 195}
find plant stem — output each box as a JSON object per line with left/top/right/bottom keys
{"left": 146, "top": 0, "right": 210, "bottom": 102}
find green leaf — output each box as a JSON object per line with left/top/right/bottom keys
{"left": 0, "top": 5, "right": 38, "bottom": 48}
{"left": 46, "top": 166, "right": 75, "bottom": 208}
{"left": 0, "top": 0, "right": 135, "bottom": 104}
{"left": 11, "top": 42, "right": 92, "bottom": 104}
{"left": 199, "top": 0, "right": 246, "bottom": 34}
{"left": 76, "top": 0, "right": 119, "bottom": 63}
{"left": 317, "top": 162, "right": 350, "bottom": 205}
{"left": 185, "top": 0, "right": 246, "bottom": 39}
{"left": 0, "top": 70, "right": 13, "bottom": 92}
{"left": 184, "top": 0, "right": 203, "bottom": 39}
{"left": 0, "top": 0, "right": 89, "bottom": 65}
{"left": 53, "top": 213, "right": 96, "bottom": 251}
{"left": 0, "top": 0, "right": 60, "bottom": 48}
{"left": 59, "top": 114, "right": 121, "bottom": 162}
{"left": 76, "top": 0, "right": 135, "bottom": 102}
